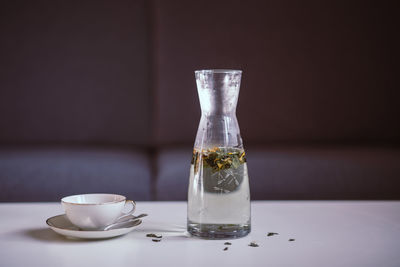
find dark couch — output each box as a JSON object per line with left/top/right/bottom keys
{"left": 1, "top": 0, "right": 399, "bottom": 201}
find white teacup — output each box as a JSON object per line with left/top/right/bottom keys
{"left": 61, "top": 194, "right": 136, "bottom": 230}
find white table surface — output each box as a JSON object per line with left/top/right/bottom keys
{"left": 0, "top": 201, "right": 399, "bottom": 267}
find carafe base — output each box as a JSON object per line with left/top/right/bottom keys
{"left": 188, "top": 221, "right": 250, "bottom": 239}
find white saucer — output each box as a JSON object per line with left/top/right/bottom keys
{"left": 46, "top": 214, "right": 142, "bottom": 239}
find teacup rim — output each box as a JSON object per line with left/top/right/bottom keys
{"left": 61, "top": 193, "right": 126, "bottom": 205}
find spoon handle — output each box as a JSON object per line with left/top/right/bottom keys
{"left": 103, "top": 213, "right": 148, "bottom": 231}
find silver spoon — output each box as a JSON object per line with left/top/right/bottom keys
{"left": 103, "top": 213, "right": 148, "bottom": 231}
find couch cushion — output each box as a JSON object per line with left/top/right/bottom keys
{"left": 155, "top": 146, "right": 400, "bottom": 200}
{"left": 0, "top": 146, "right": 151, "bottom": 201}
{"left": 153, "top": 0, "right": 399, "bottom": 145}
{"left": 248, "top": 146, "right": 400, "bottom": 199}
{"left": 0, "top": 0, "right": 151, "bottom": 145}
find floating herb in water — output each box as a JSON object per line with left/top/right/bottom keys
{"left": 191, "top": 147, "right": 247, "bottom": 193}
{"left": 192, "top": 147, "right": 246, "bottom": 174}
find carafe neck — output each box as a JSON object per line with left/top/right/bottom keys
{"left": 195, "top": 70, "right": 241, "bottom": 116}
{"left": 194, "top": 69, "right": 243, "bottom": 149}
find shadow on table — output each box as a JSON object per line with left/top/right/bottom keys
{"left": 24, "top": 222, "right": 191, "bottom": 242}
{"left": 133, "top": 222, "right": 192, "bottom": 240}
{"left": 24, "top": 228, "right": 122, "bottom": 243}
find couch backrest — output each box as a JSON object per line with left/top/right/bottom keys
{"left": 1, "top": 0, "right": 398, "bottom": 147}
{"left": 0, "top": 0, "right": 152, "bottom": 145}
{"left": 153, "top": 0, "right": 399, "bottom": 146}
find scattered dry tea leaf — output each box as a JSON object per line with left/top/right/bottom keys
{"left": 152, "top": 239, "right": 161, "bottom": 242}
{"left": 267, "top": 232, "right": 279, "bottom": 237}
{"left": 249, "top": 242, "right": 259, "bottom": 247}
{"left": 223, "top": 247, "right": 228, "bottom": 251}
{"left": 146, "top": 233, "right": 162, "bottom": 238}
{"left": 289, "top": 239, "right": 295, "bottom": 242}
{"left": 224, "top": 242, "right": 232, "bottom": 245}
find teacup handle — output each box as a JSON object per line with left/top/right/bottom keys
{"left": 116, "top": 200, "right": 136, "bottom": 222}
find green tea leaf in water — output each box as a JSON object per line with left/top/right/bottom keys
{"left": 231, "top": 156, "right": 240, "bottom": 169}
{"left": 193, "top": 147, "right": 247, "bottom": 173}
{"left": 191, "top": 147, "right": 247, "bottom": 193}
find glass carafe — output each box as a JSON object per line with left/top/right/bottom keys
{"left": 187, "top": 69, "right": 251, "bottom": 239}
